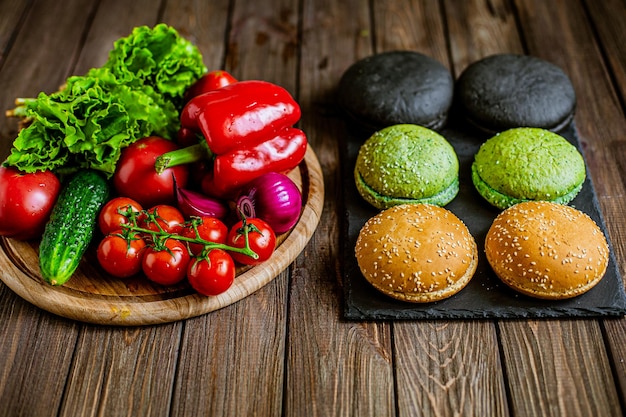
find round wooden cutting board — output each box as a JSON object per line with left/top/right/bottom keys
{"left": 0, "top": 147, "right": 324, "bottom": 326}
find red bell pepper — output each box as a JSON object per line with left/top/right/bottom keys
{"left": 181, "top": 80, "right": 301, "bottom": 155}
{"left": 202, "top": 127, "right": 308, "bottom": 197}
{"left": 155, "top": 77, "right": 307, "bottom": 198}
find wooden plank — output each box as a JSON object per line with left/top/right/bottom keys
{"left": 287, "top": 0, "right": 396, "bottom": 416}
{"left": 0, "top": 1, "right": 97, "bottom": 416}
{"left": 0, "top": 0, "right": 98, "bottom": 159}
{"left": 0, "top": 300, "right": 80, "bottom": 417}
{"left": 499, "top": 320, "right": 620, "bottom": 416}
{"left": 59, "top": 324, "right": 183, "bottom": 417}
{"left": 444, "top": 0, "right": 523, "bottom": 75}
{"left": 584, "top": 0, "right": 626, "bottom": 406}
{"left": 224, "top": 0, "right": 299, "bottom": 90}
{"left": 445, "top": 0, "right": 623, "bottom": 415}
{"left": 163, "top": 1, "right": 297, "bottom": 415}
{"left": 603, "top": 318, "right": 626, "bottom": 405}
{"left": 160, "top": 0, "right": 231, "bottom": 71}
{"left": 0, "top": 0, "right": 31, "bottom": 68}
{"left": 73, "top": 0, "right": 166, "bottom": 75}
{"left": 499, "top": 0, "right": 624, "bottom": 415}
{"left": 373, "top": 1, "right": 509, "bottom": 416}
{"left": 393, "top": 321, "right": 508, "bottom": 416}
{"left": 584, "top": 0, "right": 626, "bottom": 100}
{"left": 171, "top": 283, "right": 288, "bottom": 417}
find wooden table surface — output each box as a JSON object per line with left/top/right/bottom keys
{"left": 1, "top": 0, "right": 625, "bottom": 416}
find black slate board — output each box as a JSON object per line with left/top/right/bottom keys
{"left": 341, "top": 121, "right": 626, "bottom": 320}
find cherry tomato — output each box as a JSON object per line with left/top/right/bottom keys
{"left": 98, "top": 197, "right": 143, "bottom": 235}
{"left": 227, "top": 218, "right": 276, "bottom": 265}
{"left": 96, "top": 230, "right": 147, "bottom": 278}
{"left": 187, "top": 249, "right": 236, "bottom": 296}
{"left": 183, "top": 70, "right": 237, "bottom": 102}
{"left": 138, "top": 205, "right": 185, "bottom": 235}
{"left": 142, "top": 239, "right": 191, "bottom": 286}
{"left": 181, "top": 217, "right": 228, "bottom": 255}
{"left": 0, "top": 166, "right": 61, "bottom": 240}
{"left": 112, "top": 136, "right": 189, "bottom": 207}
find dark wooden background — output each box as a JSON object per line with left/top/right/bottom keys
{"left": 0, "top": 0, "right": 625, "bottom": 416}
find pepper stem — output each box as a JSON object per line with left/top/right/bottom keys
{"left": 154, "top": 141, "right": 213, "bottom": 174}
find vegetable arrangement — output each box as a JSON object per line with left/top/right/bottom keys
{"left": 0, "top": 25, "right": 308, "bottom": 297}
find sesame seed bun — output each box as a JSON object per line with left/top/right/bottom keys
{"left": 471, "top": 128, "right": 586, "bottom": 210}
{"left": 354, "top": 124, "right": 459, "bottom": 210}
{"left": 485, "top": 201, "right": 609, "bottom": 299}
{"left": 355, "top": 204, "right": 478, "bottom": 303}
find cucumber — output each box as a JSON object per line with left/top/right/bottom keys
{"left": 39, "top": 170, "right": 110, "bottom": 286}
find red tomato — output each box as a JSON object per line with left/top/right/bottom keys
{"left": 227, "top": 218, "right": 276, "bottom": 265}
{"left": 183, "top": 70, "right": 237, "bottom": 102}
{"left": 181, "top": 217, "right": 228, "bottom": 255}
{"left": 138, "top": 205, "right": 185, "bottom": 235}
{"left": 98, "top": 197, "right": 143, "bottom": 235}
{"left": 112, "top": 136, "right": 189, "bottom": 207}
{"left": 187, "top": 249, "right": 236, "bottom": 296}
{"left": 142, "top": 239, "right": 190, "bottom": 286}
{"left": 96, "top": 231, "right": 147, "bottom": 278}
{"left": 0, "top": 166, "right": 61, "bottom": 240}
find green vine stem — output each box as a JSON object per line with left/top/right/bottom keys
{"left": 119, "top": 208, "right": 259, "bottom": 260}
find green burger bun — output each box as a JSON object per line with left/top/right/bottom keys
{"left": 472, "top": 128, "right": 586, "bottom": 209}
{"left": 354, "top": 124, "right": 459, "bottom": 209}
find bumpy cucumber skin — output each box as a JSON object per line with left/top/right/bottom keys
{"left": 39, "top": 170, "right": 110, "bottom": 286}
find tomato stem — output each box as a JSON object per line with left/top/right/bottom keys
{"left": 120, "top": 209, "right": 259, "bottom": 260}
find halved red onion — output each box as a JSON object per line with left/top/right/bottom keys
{"left": 235, "top": 172, "right": 302, "bottom": 234}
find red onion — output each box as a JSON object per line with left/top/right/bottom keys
{"left": 175, "top": 184, "right": 229, "bottom": 219}
{"left": 235, "top": 172, "right": 302, "bottom": 234}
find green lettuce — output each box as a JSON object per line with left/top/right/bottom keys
{"left": 5, "top": 24, "right": 206, "bottom": 177}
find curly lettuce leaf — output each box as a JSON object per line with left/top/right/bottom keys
{"left": 104, "top": 23, "right": 205, "bottom": 105}
{"left": 5, "top": 24, "right": 206, "bottom": 177}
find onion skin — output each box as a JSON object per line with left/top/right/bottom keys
{"left": 175, "top": 186, "right": 229, "bottom": 219}
{"left": 235, "top": 172, "right": 302, "bottom": 234}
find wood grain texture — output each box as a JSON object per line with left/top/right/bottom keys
{"left": 287, "top": 1, "right": 396, "bottom": 416}
{"left": 60, "top": 324, "right": 183, "bottom": 417}
{"left": 394, "top": 321, "right": 509, "bottom": 416}
{"left": 161, "top": 0, "right": 231, "bottom": 71}
{"left": 374, "top": 2, "right": 510, "bottom": 416}
{"left": 0, "top": 2, "right": 96, "bottom": 416}
{"left": 498, "top": 320, "right": 621, "bottom": 417}
{"left": 0, "top": 302, "right": 79, "bottom": 417}
{"left": 444, "top": 0, "right": 523, "bottom": 76}
{"left": 0, "top": 0, "right": 30, "bottom": 68}
{"left": 584, "top": 0, "right": 626, "bottom": 101}
{"left": 1, "top": 0, "right": 625, "bottom": 415}
{"left": 0, "top": 0, "right": 98, "bottom": 159}
{"left": 72, "top": 0, "right": 163, "bottom": 75}
{"left": 503, "top": 0, "right": 624, "bottom": 416}
{"left": 227, "top": 0, "right": 299, "bottom": 90}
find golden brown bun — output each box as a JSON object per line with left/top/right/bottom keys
{"left": 485, "top": 201, "right": 609, "bottom": 299}
{"left": 355, "top": 204, "right": 478, "bottom": 303}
